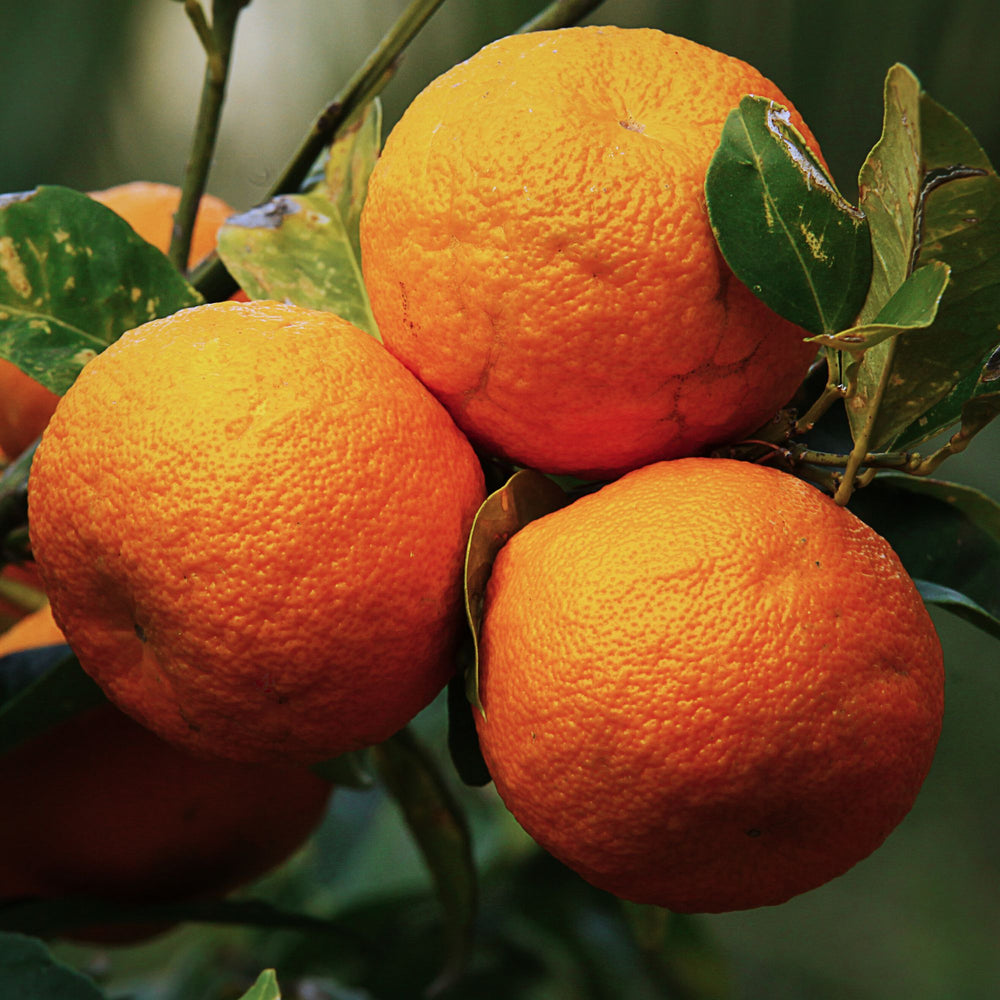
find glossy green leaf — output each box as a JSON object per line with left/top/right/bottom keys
{"left": 462, "top": 469, "right": 567, "bottom": 715}
{"left": 848, "top": 66, "right": 1000, "bottom": 451}
{"left": 0, "top": 186, "right": 202, "bottom": 394}
{"left": 705, "top": 95, "right": 871, "bottom": 336}
{"left": 810, "top": 261, "right": 949, "bottom": 352}
{"left": 373, "top": 728, "right": 477, "bottom": 997}
{"left": 0, "top": 933, "right": 106, "bottom": 1000}
{"left": 217, "top": 101, "right": 381, "bottom": 337}
{"left": 848, "top": 472, "right": 1000, "bottom": 638}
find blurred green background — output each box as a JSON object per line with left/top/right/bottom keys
{"left": 3, "top": 2, "right": 999, "bottom": 998}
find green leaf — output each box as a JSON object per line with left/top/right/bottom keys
{"left": 958, "top": 346, "right": 1000, "bottom": 437}
{"left": 705, "top": 95, "right": 871, "bottom": 336}
{"left": 855, "top": 65, "right": 925, "bottom": 324}
{"left": 914, "top": 580, "right": 1000, "bottom": 639}
{"left": 462, "top": 469, "right": 567, "bottom": 715}
{"left": 0, "top": 186, "right": 202, "bottom": 394}
{"left": 848, "top": 472, "right": 1000, "bottom": 638}
{"left": 237, "top": 970, "right": 281, "bottom": 1000}
{"left": 323, "top": 98, "right": 383, "bottom": 265}
{"left": 809, "top": 260, "right": 950, "bottom": 352}
{"left": 217, "top": 101, "right": 381, "bottom": 338}
{"left": 0, "top": 932, "right": 107, "bottom": 1000}
{"left": 373, "top": 728, "right": 477, "bottom": 997}
{"left": 848, "top": 66, "right": 1000, "bottom": 451}
{"left": 0, "top": 649, "right": 106, "bottom": 757}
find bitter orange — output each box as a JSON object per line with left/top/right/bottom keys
{"left": 474, "top": 458, "right": 944, "bottom": 912}
{"left": 27, "top": 300, "right": 485, "bottom": 763}
{"left": 0, "top": 181, "right": 236, "bottom": 460}
{"left": 360, "top": 26, "right": 820, "bottom": 479}
{"left": 0, "top": 603, "right": 333, "bottom": 943}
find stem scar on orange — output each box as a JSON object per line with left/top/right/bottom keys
{"left": 27, "top": 300, "right": 486, "bottom": 764}
{"left": 360, "top": 26, "right": 821, "bottom": 480}
{"left": 474, "top": 457, "right": 944, "bottom": 912}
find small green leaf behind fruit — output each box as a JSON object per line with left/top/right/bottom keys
{"left": 0, "top": 186, "right": 202, "bottom": 394}
{"left": 808, "top": 261, "right": 949, "bottom": 353}
{"left": 848, "top": 472, "right": 1000, "bottom": 639}
{"left": 237, "top": 969, "right": 281, "bottom": 1000}
{"left": 448, "top": 469, "right": 568, "bottom": 789}
{"left": 462, "top": 469, "right": 568, "bottom": 716}
{"left": 217, "top": 100, "right": 381, "bottom": 337}
{"left": 705, "top": 95, "right": 872, "bottom": 337}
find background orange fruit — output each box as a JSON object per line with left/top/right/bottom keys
{"left": 0, "top": 181, "right": 235, "bottom": 461}
{"left": 0, "top": 603, "right": 333, "bottom": 943}
{"left": 89, "top": 180, "right": 234, "bottom": 269}
{"left": 360, "top": 26, "right": 821, "bottom": 480}
{"left": 28, "top": 300, "right": 485, "bottom": 764}
{"left": 474, "top": 457, "right": 944, "bottom": 912}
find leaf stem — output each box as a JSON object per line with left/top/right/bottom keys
{"left": 793, "top": 448, "right": 915, "bottom": 470}
{"left": 169, "top": 0, "right": 249, "bottom": 273}
{"left": 517, "top": 0, "right": 607, "bottom": 32}
{"left": 270, "top": 0, "right": 446, "bottom": 200}
{"left": 189, "top": 0, "right": 446, "bottom": 298}
{"left": 833, "top": 341, "right": 896, "bottom": 505}
{"left": 794, "top": 376, "right": 846, "bottom": 434}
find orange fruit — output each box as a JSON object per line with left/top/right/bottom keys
{"left": 0, "top": 362, "right": 60, "bottom": 463}
{"left": 0, "top": 181, "right": 235, "bottom": 460}
{"left": 474, "top": 457, "right": 944, "bottom": 912}
{"left": 360, "top": 26, "right": 820, "bottom": 480}
{"left": 27, "top": 300, "right": 485, "bottom": 764}
{"left": 0, "top": 603, "right": 332, "bottom": 943}
{"left": 89, "top": 180, "right": 234, "bottom": 270}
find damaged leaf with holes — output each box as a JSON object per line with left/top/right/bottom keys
{"left": 705, "top": 95, "right": 872, "bottom": 338}
{"left": 845, "top": 64, "right": 1000, "bottom": 453}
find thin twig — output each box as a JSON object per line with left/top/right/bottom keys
{"left": 518, "top": 0, "right": 607, "bottom": 32}
{"left": 169, "top": 0, "right": 249, "bottom": 272}
{"left": 189, "top": 0, "right": 446, "bottom": 297}
{"left": 269, "top": 0, "right": 446, "bottom": 200}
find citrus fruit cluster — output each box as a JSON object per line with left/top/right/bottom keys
{"left": 8, "top": 23, "right": 945, "bottom": 923}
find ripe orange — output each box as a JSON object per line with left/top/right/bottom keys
{"left": 89, "top": 180, "right": 234, "bottom": 269}
{"left": 474, "top": 458, "right": 944, "bottom": 912}
{"left": 27, "top": 300, "right": 485, "bottom": 764}
{"left": 0, "top": 181, "right": 235, "bottom": 460}
{"left": 360, "top": 26, "right": 820, "bottom": 480}
{"left": 0, "top": 603, "right": 333, "bottom": 943}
